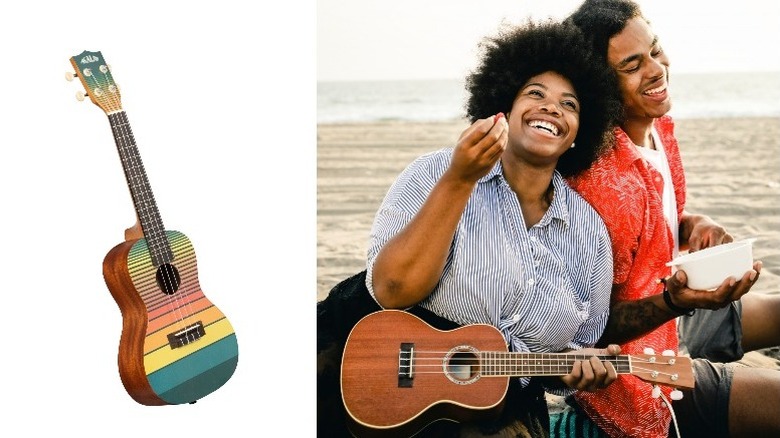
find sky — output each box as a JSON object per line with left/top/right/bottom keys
{"left": 318, "top": 0, "right": 780, "bottom": 81}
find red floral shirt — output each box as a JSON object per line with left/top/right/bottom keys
{"left": 566, "top": 115, "right": 686, "bottom": 438}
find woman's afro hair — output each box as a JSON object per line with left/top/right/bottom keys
{"left": 465, "top": 19, "right": 622, "bottom": 176}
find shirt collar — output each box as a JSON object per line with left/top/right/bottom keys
{"left": 544, "top": 172, "right": 570, "bottom": 227}
{"left": 479, "top": 160, "right": 504, "bottom": 183}
{"left": 479, "top": 161, "right": 570, "bottom": 228}
{"left": 614, "top": 127, "right": 645, "bottom": 163}
{"left": 615, "top": 124, "right": 664, "bottom": 163}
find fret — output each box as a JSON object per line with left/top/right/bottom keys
{"left": 480, "top": 352, "right": 633, "bottom": 377}
{"left": 108, "top": 111, "right": 173, "bottom": 267}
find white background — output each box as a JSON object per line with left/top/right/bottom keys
{"left": 0, "top": 1, "right": 314, "bottom": 436}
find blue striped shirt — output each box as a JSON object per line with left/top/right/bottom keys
{"left": 366, "top": 148, "right": 612, "bottom": 387}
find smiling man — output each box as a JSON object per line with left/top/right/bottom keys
{"left": 564, "top": 1, "right": 780, "bottom": 437}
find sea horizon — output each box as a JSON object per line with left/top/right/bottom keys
{"left": 318, "top": 71, "right": 780, "bottom": 124}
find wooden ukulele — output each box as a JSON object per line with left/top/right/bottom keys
{"left": 341, "top": 310, "right": 694, "bottom": 437}
{"left": 68, "top": 50, "right": 238, "bottom": 405}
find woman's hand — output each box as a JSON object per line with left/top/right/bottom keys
{"left": 559, "top": 344, "right": 621, "bottom": 392}
{"left": 447, "top": 113, "right": 508, "bottom": 184}
{"left": 370, "top": 114, "right": 507, "bottom": 309}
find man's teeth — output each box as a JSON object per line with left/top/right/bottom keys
{"left": 529, "top": 120, "right": 558, "bottom": 135}
{"left": 645, "top": 85, "right": 666, "bottom": 95}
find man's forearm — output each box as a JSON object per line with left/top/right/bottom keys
{"left": 596, "top": 295, "right": 678, "bottom": 346}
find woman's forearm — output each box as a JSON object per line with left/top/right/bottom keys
{"left": 372, "top": 171, "right": 475, "bottom": 308}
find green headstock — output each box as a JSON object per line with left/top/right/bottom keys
{"left": 69, "top": 50, "right": 122, "bottom": 113}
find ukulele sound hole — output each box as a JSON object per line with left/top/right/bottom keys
{"left": 156, "top": 263, "right": 181, "bottom": 295}
{"left": 444, "top": 347, "right": 481, "bottom": 385}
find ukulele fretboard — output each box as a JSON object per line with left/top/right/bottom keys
{"left": 108, "top": 111, "right": 172, "bottom": 266}
{"left": 478, "top": 352, "right": 631, "bottom": 376}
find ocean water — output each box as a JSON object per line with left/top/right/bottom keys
{"left": 317, "top": 71, "right": 780, "bottom": 124}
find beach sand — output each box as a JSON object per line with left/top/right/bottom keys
{"left": 317, "top": 117, "right": 780, "bottom": 366}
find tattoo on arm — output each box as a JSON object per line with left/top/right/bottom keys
{"left": 597, "top": 299, "right": 676, "bottom": 347}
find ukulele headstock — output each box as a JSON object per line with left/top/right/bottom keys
{"left": 629, "top": 353, "right": 695, "bottom": 389}
{"left": 68, "top": 50, "right": 123, "bottom": 114}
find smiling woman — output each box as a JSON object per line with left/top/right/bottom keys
{"left": 463, "top": 21, "right": 622, "bottom": 177}
{"left": 318, "top": 17, "right": 780, "bottom": 438}
{"left": 318, "top": 19, "right": 624, "bottom": 437}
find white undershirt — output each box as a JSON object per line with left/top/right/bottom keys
{"left": 636, "top": 128, "right": 679, "bottom": 260}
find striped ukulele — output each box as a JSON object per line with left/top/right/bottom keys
{"left": 342, "top": 310, "right": 694, "bottom": 437}
{"left": 68, "top": 50, "right": 238, "bottom": 405}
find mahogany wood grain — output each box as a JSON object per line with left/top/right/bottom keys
{"left": 341, "top": 310, "right": 508, "bottom": 436}
{"left": 102, "top": 239, "right": 167, "bottom": 406}
{"left": 341, "top": 310, "right": 694, "bottom": 437}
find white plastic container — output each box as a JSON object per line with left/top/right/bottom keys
{"left": 666, "top": 239, "right": 756, "bottom": 290}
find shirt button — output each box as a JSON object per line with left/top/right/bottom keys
{"left": 512, "top": 314, "right": 521, "bottom": 322}
{"left": 534, "top": 260, "right": 540, "bottom": 267}
{"left": 527, "top": 278, "right": 535, "bottom": 286}
{"left": 655, "top": 177, "right": 661, "bottom": 183}
{"left": 530, "top": 236, "right": 537, "bottom": 242}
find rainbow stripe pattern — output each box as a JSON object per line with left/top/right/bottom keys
{"left": 127, "top": 230, "right": 238, "bottom": 404}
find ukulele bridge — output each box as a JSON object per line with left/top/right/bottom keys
{"left": 167, "top": 321, "right": 206, "bottom": 349}
{"left": 398, "top": 343, "right": 414, "bottom": 387}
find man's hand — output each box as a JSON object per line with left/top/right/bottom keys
{"left": 664, "top": 262, "right": 762, "bottom": 311}
{"left": 559, "top": 344, "right": 621, "bottom": 392}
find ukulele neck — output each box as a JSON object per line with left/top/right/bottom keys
{"left": 479, "top": 352, "right": 632, "bottom": 376}
{"left": 108, "top": 110, "right": 172, "bottom": 266}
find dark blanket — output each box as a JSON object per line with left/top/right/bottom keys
{"left": 316, "top": 270, "right": 551, "bottom": 437}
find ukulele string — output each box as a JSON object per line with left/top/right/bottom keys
{"left": 628, "top": 365, "right": 680, "bottom": 380}
{"left": 399, "top": 352, "right": 634, "bottom": 375}
{"left": 97, "top": 66, "right": 196, "bottom": 338}
{"left": 407, "top": 351, "right": 632, "bottom": 363}
{"left": 408, "top": 351, "right": 662, "bottom": 363}
{"left": 398, "top": 352, "right": 677, "bottom": 380}
{"left": 400, "top": 356, "right": 633, "bottom": 364}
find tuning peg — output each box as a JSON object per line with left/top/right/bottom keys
{"left": 662, "top": 350, "right": 675, "bottom": 356}
{"left": 670, "top": 389, "right": 684, "bottom": 400}
{"left": 651, "top": 385, "right": 661, "bottom": 398}
{"left": 643, "top": 347, "right": 655, "bottom": 355}
{"left": 76, "top": 90, "right": 87, "bottom": 101}
{"left": 65, "top": 71, "right": 77, "bottom": 81}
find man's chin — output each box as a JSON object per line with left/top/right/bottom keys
{"left": 647, "top": 100, "right": 672, "bottom": 118}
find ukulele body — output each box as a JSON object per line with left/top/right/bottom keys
{"left": 103, "top": 229, "right": 239, "bottom": 405}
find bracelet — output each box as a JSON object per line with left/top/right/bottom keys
{"left": 662, "top": 286, "right": 695, "bottom": 316}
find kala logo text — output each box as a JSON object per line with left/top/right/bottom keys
{"left": 80, "top": 54, "right": 100, "bottom": 64}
